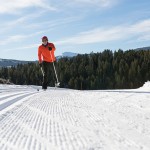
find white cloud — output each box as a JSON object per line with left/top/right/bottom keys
{"left": 129, "top": 20, "right": 150, "bottom": 33}
{"left": 25, "top": 15, "right": 83, "bottom": 30}
{"left": 67, "top": 0, "right": 118, "bottom": 8}
{"left": 56, "top": 19, "right": 150, "bottom": 45}
{"left": 0, "top": 0, "right": 117, "bottom": 15}
{"left": 0, "top": 0, "right": 56, "bottom": 14}
{"left": 3, "top": 44, "right": 39, "bottom": 52}
{"left": 0, "top": 32, "right": 40, "bottom": 46}
{"left": 0, "top": 11, "right": 45, "bottom": 29}
{"left": 0, "top": 35, "right": 26, "bottom": 45}
{"left": 0, "top": 15, "right": 83, "bottom": 46}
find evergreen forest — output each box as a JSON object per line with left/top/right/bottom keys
{"left": 0, "top": 49, "right": 150, "bottom": 90}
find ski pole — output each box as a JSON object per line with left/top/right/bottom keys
{"left": 49, "top": 51, "right": 60, "bottom": 86}
{"left": 40, "top": 67, "right": 44, "bottom": 77}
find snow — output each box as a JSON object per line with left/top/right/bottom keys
{"left": 0, "top": 83, "right": 150, "bottom": 150}
{"left": 138, "top": 81, "right": 150, "bottom": 91}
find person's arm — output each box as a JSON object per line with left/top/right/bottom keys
{"left": 48, "top": 43, "right": 56, "bottom": 51}
{"left": 38, "top": 47, "right": 42, "bottom": 64}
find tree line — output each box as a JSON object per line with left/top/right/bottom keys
{"left": 0, "top": 49, "right": 150, "bottom": 90}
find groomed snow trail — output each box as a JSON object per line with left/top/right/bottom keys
{"left": 0, "top": 84, "right": 150, "bottom": 150}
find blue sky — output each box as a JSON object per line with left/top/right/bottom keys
{"left": 0, "top": 0, "right": 150, "bottom": 61}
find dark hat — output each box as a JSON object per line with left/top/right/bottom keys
{"left": 42, "top": 36, "right": 48, "bottom": 41}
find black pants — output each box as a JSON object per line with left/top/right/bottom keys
{"left": 41, "top": 61, "right": 55, "bottom": 89}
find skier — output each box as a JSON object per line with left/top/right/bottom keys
{"left": 38, "top": 36, "right": 56, "bottom": 90}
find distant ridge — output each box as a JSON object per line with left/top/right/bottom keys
{"left": 0, "top": 58, "right": 33, "bottom": 67}
{"left": 62, "top": 52, "right": 78, "bottom": 57}
{"left": 134, "top": 46, "right": 150, "bottom": 51}
{"left": 56, "top": 52, "right": 78, "bottom": 60}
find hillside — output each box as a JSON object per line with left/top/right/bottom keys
{"left": 0, "top": 82, "right": 150, "bottom": 150}
{"left": 134, "top": 46, "right": 150, "bottom": 51}
{"left": 0, "top": 58, "right": 32, "bottom": 67}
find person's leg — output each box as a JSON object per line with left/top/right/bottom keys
{"left": 42, "top": 61, "right": 48, "bottom": 89}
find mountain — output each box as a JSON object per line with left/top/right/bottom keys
{"left": 62, "top": 52, "right": 78, "bottom": 57}
{"left": 0, "top": 58, "right": 33, "bottom": 68}
{"left": 56, "top": 52, "right": 78, "bottom": 60}
{"left": 133, "top": 46, "right": 150, "bottom": 51}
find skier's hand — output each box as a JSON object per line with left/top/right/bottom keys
{"left": 48, "top": 47, "right": 52, "bottom": 51}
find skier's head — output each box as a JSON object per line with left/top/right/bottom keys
{"left": 42, "top": 36, "right": 48, "bottom": 45}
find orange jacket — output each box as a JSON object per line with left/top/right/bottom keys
{"left": 38, "top": 42, "right": 56, "bottom": 63}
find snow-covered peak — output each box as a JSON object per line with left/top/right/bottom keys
{"left": 62, "top": 52, "right": 78, "bottom": 57}
{"left": 56, "top": 52, "right": 78, "bottom": 60}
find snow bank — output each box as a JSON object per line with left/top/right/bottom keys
{"left": 138, "top": 81, "right": 150, "bottom": 91}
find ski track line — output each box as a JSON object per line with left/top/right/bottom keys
{"left": 30, "top": 91, "right": 103, "bottom": 149}
{"left": 0, "top": 91, "right": 38, "bottom": 111}
{"left": 0, "top": 92, "right": 57, "bottom": 150}
{"left": 0, "top": 115, "right": 59, "bottom": 150}
{"left": 0, "top": 88, "right": 32, "bottom": 93}
{"left": 0, "top": 91, "right": 35, "bottom": 103}
{"left": 25, "top": 104, "right": 103, "bottom": 149}
{"left": 0, "top": 85, "right": 41, "bottom": 94}
{"left": 0, "top": 91, "right": 30, "bottom": 100}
